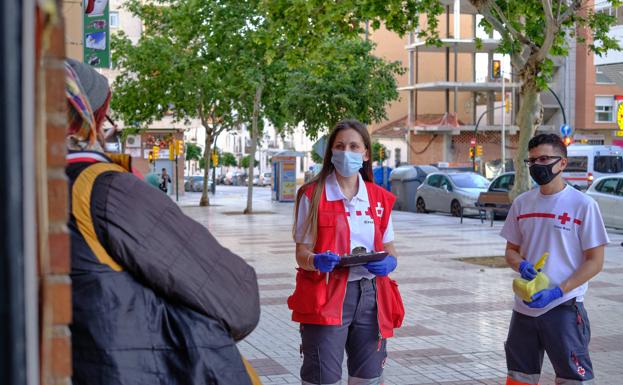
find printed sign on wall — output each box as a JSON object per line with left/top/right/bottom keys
{"left": 84, "top": 0, "right": 110, "bottom": 68}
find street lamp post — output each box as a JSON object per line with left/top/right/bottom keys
{"left": 473, "top": 105, "right": 504, "bottom": 173}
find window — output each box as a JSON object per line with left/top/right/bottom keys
{"left": 449, "top": 173, "right": 490, "bottom": 189}
{"left": 595, "top": 178, "right": 620, "bottom": 195}
{"left": 596, "top": 68, "right": 614, "bottom": 84}
{"left": 566, "top": 156, "right": 588, "bottom": 172}
{"left": 110, "top": 12, "right": 119, "bottom": 28}
{"left": 595, "top": 96, "right": 614, "bottom": 122}
{"left": 491, "top": 174, "right": 514, "bottom": 191}
{"left": 439, "top": 176, "right": 452, "bottom": 191}
{"left": 427, "top": 175, "right": 441, "bottom": 187}
{"left": 594, "top": 155, "right": 623, "bottom": 173}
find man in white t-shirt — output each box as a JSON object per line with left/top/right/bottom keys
{"left": 500, "top": 133, "right": 609, "bottom": 385}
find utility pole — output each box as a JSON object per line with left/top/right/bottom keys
{"left": 502, "top": 69, "right": 506, "bottom": 172}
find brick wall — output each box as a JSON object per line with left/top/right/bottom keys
{"left": 37, "top": 3, "right": 72, "bottom": 385}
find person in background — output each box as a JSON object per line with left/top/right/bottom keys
{"left": 65, "top": 58, "right": 261, "bottom": 385}
{"left": 288, "top": 119, "right": 404, "bottom": 385}
{"left": 500, "top": 133, "right": 609, "bottom": 385}
{"left": 160, "top": 167, "right": 172, "bottom": 193}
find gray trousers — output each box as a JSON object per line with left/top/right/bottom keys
{"left": 505, "top": 299, "right": 594, "bottom": 385}
{"left": 300, "top": 278, "right": 386, "bottom": 385}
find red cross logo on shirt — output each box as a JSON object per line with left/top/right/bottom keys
{"left": 558, "top": 212, "right": 571, "bottom": 225}
{"left": 375, "top": 202, "right": 384, "bottom": 217}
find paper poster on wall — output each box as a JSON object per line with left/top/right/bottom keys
{"left": 83, "top": 0, "right": 110, "bottom": 68}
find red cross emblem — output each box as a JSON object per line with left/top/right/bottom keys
{"left": 578, "top": 366, "right": 586, "bottom": 376}
{"left": 375, "top": 202, "right": 384, "bottom": 217}
{"left": 558, "top": 212, "right": 571, "bottom": 225}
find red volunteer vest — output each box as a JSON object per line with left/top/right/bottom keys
{"left": 287, "top": 180, "right": 404, "bottom": 338}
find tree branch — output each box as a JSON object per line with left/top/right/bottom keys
{"left": 536, "top": 0, "right": 558, "bottom": 61}
{"left": 558, "top": 0, "right": 582, "bottom": 25}
{"left": 476, "top": 1, "right": 539, "bottom": 51}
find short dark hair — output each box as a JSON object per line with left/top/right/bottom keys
{"left": 162, "top": 168, "right": 166, "bottom": 172}
{"left": 528, "top": 133, "right": 567, "bottom": 158}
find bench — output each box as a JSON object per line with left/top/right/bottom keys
{"left": 460, "top": 191, "right": 512, "bottom": 226}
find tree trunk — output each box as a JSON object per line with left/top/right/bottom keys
{"left": 244, "top": 84, "right": 263, "bottom": 214}
{"left": 510, "top": 63, "right": 543, "bottom": 200}
{"left": 199, "top": 125, "right": 212, "bottom": 206}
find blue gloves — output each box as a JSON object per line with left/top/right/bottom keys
{"left": 364, "top": 255, "right": 397, "bottom": 277}
{"left": 526, "top": 287, "right": 563, "bottom": 308}
{"left": 519, "top": 260, "right": 538, "bottom": 281}
{"left": 313, "top": 252, "right": 340, "bottom": 273}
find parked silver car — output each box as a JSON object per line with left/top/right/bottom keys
{"left": 185, "top": 175, "right": 214, "bottom": 192}
{"left": 586, "top": 175, "right": 623, "bottom": 229}
{"left": 415, "top": 172, "right": 490, "bottom": 216}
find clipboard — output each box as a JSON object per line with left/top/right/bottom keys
{"left": 336, "top": 251, "right": 388, "bottom": 267}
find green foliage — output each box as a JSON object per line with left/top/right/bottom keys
{"left": 262, "top": 0, "right": 445, "bottom": 63}
{"left": 111, "top": 0, "right": 251, "bottom": 131}
{"left": 221, "top": 152, "right": 237, "bottom": 167}
{"left": 474, "top": 0, "right": 621, "bottom": 91}
{"left": 281, "top": 37, "right": 405, "bottom": 139}
{"left": 240, "top": 155, "right": 259, "bottom": 169}
{"left": 311, "top": 150, "right": 324, "bottom": 164}
{"left": 371, "top": 142, "right": 389, "bottom": 162}
{"left": 185, "top": 143, "right": 202, "bottom": 162}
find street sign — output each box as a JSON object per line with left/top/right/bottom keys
{"left": 617, "top": 102, "right": 623, "bottom": 130}
{"left": 615, "top": 130, "right": 623, "bottom": 137}
{"left": 560, "top": 124, "right": 571, "bottom": 137}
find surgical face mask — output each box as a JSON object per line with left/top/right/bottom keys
{"left": 331, "top": 150, "right": 364, "bottom": 177}
{"left": 529, "top": 158, "right": 562, "bottom": 186}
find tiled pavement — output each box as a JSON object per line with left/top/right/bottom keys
{"left": 178, "top": 187, "right": 623, "bottom": 385}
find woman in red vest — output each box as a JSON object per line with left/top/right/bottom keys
{"left": 288, "top": 119, "right": 404, "bottom": 385}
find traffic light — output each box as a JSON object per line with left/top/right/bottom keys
{"left": 211, "top": 151, "right": 219, "bottom": 167}
{"left": 148, "top": 151, "right": 154, "bottom": 163}
{"left": 505, "top": 98, "right": 511, "bottom": 113}
{"left": 169, "top": 143, "right": 175, "bottom": 160}
{"left": 176, "top": 140, "right": 184, "bottom": 156}
{"left": 492, "top": 60, "right": 501, "bottom": 79}
{"left": 152, "top": 145, "right": 160, "bottom": 159}
{"left": 469, "top": 147, "right": 475, "bottom": 160}
{"left": 378, "top": 146, "right": 385, "bottom": 160}
{"left": 476, "top": 145, "right": 483, "bottom": 157}
{"left": 563, "top": 136, "right": 573, "bottom": 146}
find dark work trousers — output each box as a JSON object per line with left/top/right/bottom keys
{"left": 505, "top": 299, "right": 594, "bottom": 385}
{"left": 300, "top": 278, "right": 386, "bottom": 385}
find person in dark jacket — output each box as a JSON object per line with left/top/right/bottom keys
{"left": 64, "top": 58, "right": 261, "bottom": 385}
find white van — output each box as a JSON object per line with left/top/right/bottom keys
{"left": 563, "top": 145, "right": 623, "bottom": 189}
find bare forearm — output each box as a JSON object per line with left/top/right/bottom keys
{"left": 560, "top": 246, "right": 605, "bottom": 293}
{"left": 383, "top": 242, "right": 398, "bottom": 259}
{"left": 505, "top": 247, "right": 523, "bottom": 272}
{"left": 295, "top": 243, "right": 316, "bottom": 271}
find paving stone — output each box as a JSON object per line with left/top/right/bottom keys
{"left": 178, "top": 188, "right": 623, "bottom": 385}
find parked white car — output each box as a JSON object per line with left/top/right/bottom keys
{"left": 586, "top": 175, "right": 623, "bottom": 229}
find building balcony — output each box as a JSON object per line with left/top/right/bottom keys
{"left": 406, "top": 38, "right": 501, "bottom": 53}
{"left": 398, "top": 81, "right": 520, "bottom": 92}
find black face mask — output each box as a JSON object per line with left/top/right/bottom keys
{"left": 529, "top": 158, "right": 562, "bottom": 186}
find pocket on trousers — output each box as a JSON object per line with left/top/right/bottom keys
{"left": 287, "top": 268, "right": 327, "bottom": 315}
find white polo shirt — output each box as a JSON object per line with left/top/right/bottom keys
{"left": 295, "top": 172, "right": 395, "bottom": 281}
{"left": 500, "top": 185, "right": 610, "bottom": 317}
